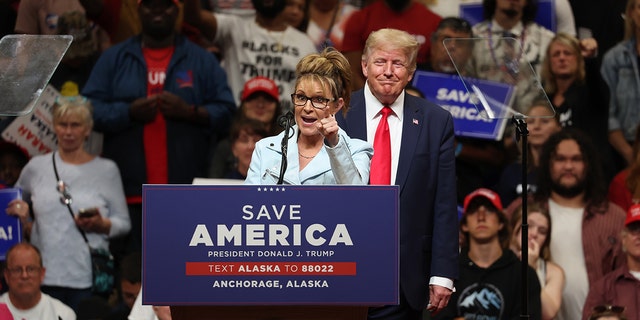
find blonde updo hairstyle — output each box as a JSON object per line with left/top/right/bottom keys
{"left": 295, "top": 47, "right": 352, "bottom": 115}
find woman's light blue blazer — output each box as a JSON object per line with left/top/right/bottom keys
{"left": 244, "top": 126, "right": 373, "bottom": 185}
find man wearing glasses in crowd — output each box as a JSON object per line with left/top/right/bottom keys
{"left": 0, "top": 243, "right": 76, "bottom": 319}
{"left": 582, "top": 204, "right": 640, "bottom": 320}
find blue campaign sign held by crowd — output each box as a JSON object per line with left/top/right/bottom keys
{"left": 412, "top": 71, "right": 513, "bottom": 140}
{"left": 142, "top": 185, "right": 399, "bottom": 306}
{"left": 460, "top": 0, "right": 556, "bottom": 32}
{"left": 0, "top": 188, "right": 22, "bottom": 260}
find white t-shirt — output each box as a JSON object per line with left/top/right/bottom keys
{"left": 0, "top": 292, "right": 76, "bottom": 320}
{"left": 128, "top": 287, "right": 158, "bottom": 320}
{"left": 213, "top": 13, "right": 317, "bottom": 111}
{"left": 427, "top": 0, "right": 464, "bottom": 18}
{"left": 548, "top": 199, "right": 589, "bottom": 320}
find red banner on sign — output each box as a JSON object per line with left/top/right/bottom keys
{"left": 185, "top": 262, "right": 357, "bottom": 276}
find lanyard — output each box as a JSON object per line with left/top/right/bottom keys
{"left": 487, "top": 22, "right": 526, "bottom": 79}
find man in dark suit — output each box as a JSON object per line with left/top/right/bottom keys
{"left": 336, "top": 28, "right": 459, "bottom": 319}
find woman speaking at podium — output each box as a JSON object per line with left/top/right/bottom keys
{"left": 244, "top": 48, "right": 373, "bottom": 185}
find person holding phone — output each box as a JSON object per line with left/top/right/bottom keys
{"left": 4, "top": 96, "right": 131, "bottom": 312}
{"left": 78, "top": 207, "right": 100, "bottom": 219}
{"left": 244, "top": 47, "right": 372, "bottom": 185}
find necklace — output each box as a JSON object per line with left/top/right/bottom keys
{"left": 266, "top": 29, "right": 286, "bottom": 53}
{"left": 298, "top": 152, "right": 315, "bottom": 159}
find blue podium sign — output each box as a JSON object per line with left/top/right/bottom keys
{"left": 413, "top": 71, "right": 513, "bottom": 140}
{"left": 142, "top": 185, "right": 399, "bottom": 306}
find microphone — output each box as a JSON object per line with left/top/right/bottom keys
{"left": 278, "top": 111, "right": 295, "bottom": 128}
{"left": 277, "top": 111, "right": 295, "bottom": 184}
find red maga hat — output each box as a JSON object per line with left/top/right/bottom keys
{"left": 463, "top": 188, "right": 503, "bottom": 213}
{"left": 626, "top": 204, "right": 640, "bottom": 227}
{"left": 241, "top": 76, "right": 279, "bottom": 102}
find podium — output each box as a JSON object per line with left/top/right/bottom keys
{"left": 142, "top": 185, "right": 399, "bottom": 320}
{"left": 171, "top": 305, "right": 368, "bottom": 319}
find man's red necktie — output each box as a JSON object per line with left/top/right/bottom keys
{"left": 370, "top": 106, "right": 392, "bottom": 185}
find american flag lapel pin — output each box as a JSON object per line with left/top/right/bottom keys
{"left": 412, "top": 118, "right": 419, "bottom": 125}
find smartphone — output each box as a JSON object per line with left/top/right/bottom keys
{"left": 78, "top": 207, "right": 99, "bottom": 218}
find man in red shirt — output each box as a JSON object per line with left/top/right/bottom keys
{"left": 582, "top": 204, "right": 640, "bottom": 320}
{"left": 341, "top": 0, "right": 442, "bottom": 90}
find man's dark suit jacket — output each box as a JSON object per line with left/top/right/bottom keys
{"left": 336, "top": 89, "right": 459, "bottom": 310}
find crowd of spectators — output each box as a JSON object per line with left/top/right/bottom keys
{"left": 0, "top": 0, "right": 639, "bottom": 319}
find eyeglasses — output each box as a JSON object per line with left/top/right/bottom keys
{"left": 592, "top": 305, "right": 625, "bottom": 314}
{"left": 6, "top": 265, "right": 41, "bottom": 277}
{"left": 291, "top": 94, "right": 334, "bottom": 110}
{"left": 57, "top": 180, "right": 72, "bottom": 205}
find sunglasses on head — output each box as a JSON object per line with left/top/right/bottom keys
{"left": 593, "top": 305, "right": 625, "bottom": 314}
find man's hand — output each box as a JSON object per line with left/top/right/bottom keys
{"left": 158, "top": 91, "right": 193, "bottom": 121}
{"left": 427, "top": 284, "right": 452, "bottom": 316}
{"left": 129, "top": 97, "right": 158, "bottom": 123}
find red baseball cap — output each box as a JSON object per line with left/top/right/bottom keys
{"left": 626, "top": 204, "right": 640, "bottom": 227}
{"left": 241, "top": 76, "right": 279, "bottom": 102}
{"left": 463, "top": 188, "right": 503, "bottom": 213}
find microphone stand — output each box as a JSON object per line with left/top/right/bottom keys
{"left": 277, "top": 111, "right": 295, "bottom": 184}
{"left": 513, "top": 115, "right": 530, "bottom": 320}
